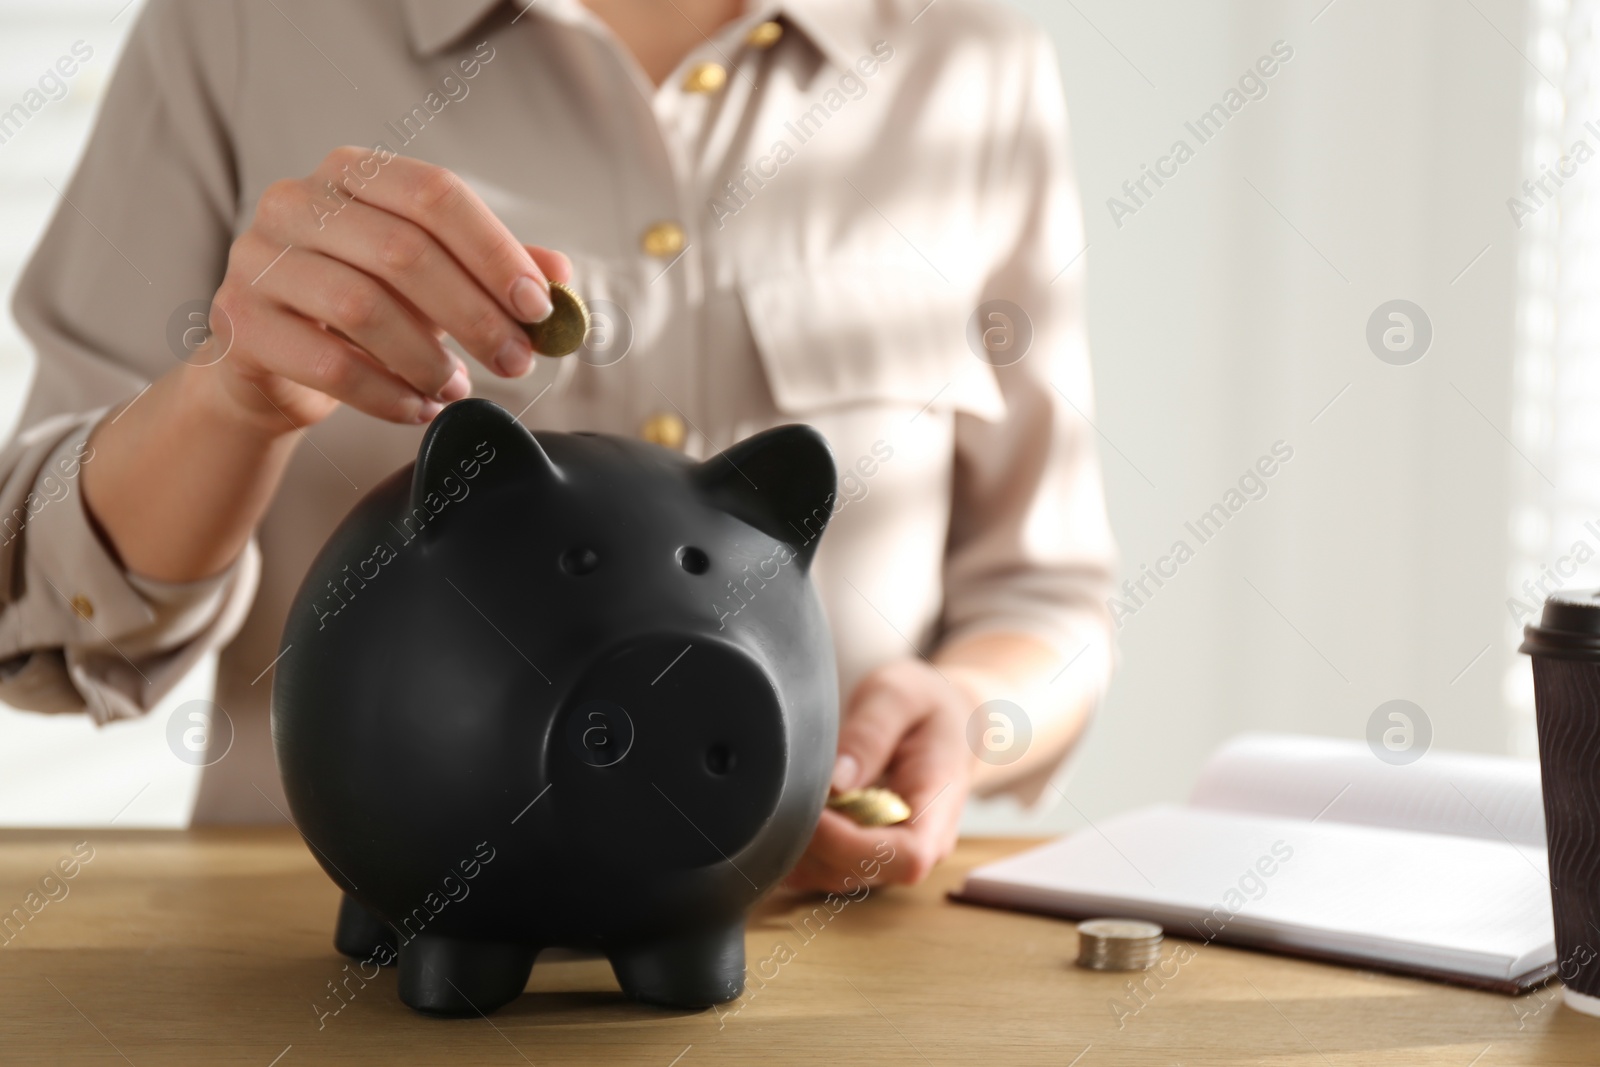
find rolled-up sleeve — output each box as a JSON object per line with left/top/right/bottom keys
{"left": 939, "top": 29, "right": 1118, "bottom": 731}
{"left": 0, "top": 0, "right": 257, "bottom": 723}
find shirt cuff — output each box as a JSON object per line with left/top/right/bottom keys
{"left": 6, "top": 422, "right": 259, "bottom": 725}
{"left": 24, "top": 423, "right": 159, "bottom": 642}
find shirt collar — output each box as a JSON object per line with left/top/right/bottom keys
{"left": 403, "top": 0, "right": 506, "bottom": 56}
{"left": 403, "top": 0, "right": 879, "bottom": 72}
{"left": 775, "top": 0, "right": 881, "bottom": 73}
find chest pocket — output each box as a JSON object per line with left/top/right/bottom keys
{"left": 739, "top": 266, "right": 1007, "bottom": 422}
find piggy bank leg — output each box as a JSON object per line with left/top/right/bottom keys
{"left": 333, "top": 893, "right": 397, "bottom": 965}
{"left": 609, "top": 920, "right": 746, "bottom": 1008}
{"left": 396, "top": 936, "right": 538, "bottom": 1016}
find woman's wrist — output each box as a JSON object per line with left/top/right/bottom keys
{"left": 934, "top": 631, "right": 1086, "bottom": 792}
{"left": 82, "top": 363, "right": 302, "bottom": 582}
{"left": 178, "top": 361, "right": 305, "bottom": 445}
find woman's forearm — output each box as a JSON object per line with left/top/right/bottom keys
{"left": 82, "top": 363, "right": 299, "bottom": 583}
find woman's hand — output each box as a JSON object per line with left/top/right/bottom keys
{"left": 784, "top": 632, "right": 1079, "bottom": 894}
{"left": 84, "top": 148, "right": 570, "bottom": 582}
{"left": 784, "top": 658, "right": 981, "bottom": 893}
{"left": 202, "top": 146, "right": 570, "bottom": 431}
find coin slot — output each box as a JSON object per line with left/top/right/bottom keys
{"left": 705, "top": 743, "right": 735, "bottom": 775}
{"left": 678, "top": 546, "right": 710, "bottom": 575}
{"left": 560, "top": 547, "right": 599, "bottom": 576}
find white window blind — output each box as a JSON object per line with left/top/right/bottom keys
{"left": 1509, "top": 0, "right": 1600, "bottom": 754}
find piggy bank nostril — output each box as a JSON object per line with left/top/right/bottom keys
{"left": 560, "top": 547, "right": 600, "bottom": 576}
{"left": 705, "top": 744, "right": 735, "bottom": 776}
{"left": 678, "top": 546, "right": 710, "bottom": 575}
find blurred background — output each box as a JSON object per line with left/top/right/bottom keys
{"left": 0, "top": 0, "right": 1581, "bottom": 831}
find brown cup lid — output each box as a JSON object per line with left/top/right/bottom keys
{"left": 1521, "top": 588, "right": 1600, "bottom": 660}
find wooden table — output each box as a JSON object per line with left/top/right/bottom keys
{"left": 0, "top": 830, "right": 1592, "bottom": 1065}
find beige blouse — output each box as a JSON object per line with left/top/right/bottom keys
{"left": 0, "top": 0, "right": 1116, "bottom": 822}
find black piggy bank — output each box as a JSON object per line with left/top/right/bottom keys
{"left": 271, "top": 398, "right": 839, "bottom": 1016}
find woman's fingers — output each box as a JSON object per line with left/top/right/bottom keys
{"left": 802, "top": 779, "right": 960, "bottom": 890}
{"left": 527, "top": 245, "right": 572, "bottom": 285}
{"left": 276, "top": 195, "right": 536, "bottom": 377}
{"left": 307, "top": 150, "right": 553, "bottom": 324}
{"left": 250, "top": 246, "right": 461, "bottom": 400}
{"left": 801, "top": 696, "right": 971, "bottom": 890}
{"left": 236, "top": 309, "right": 441, "bottom": 425}
{"left": 785, "top": 812, "right": 902, "bottom": 893}
{"left": 834, "top": 664, "right": 928, "bottom": 792}
{"left": 217, "top": 150, "right": 570, "bottom": 430}
{"left": 882, "top": 698, "right": 971, "bottom": 844}
{"left": 787, "top": 805, "right": 958, "bottom": 893}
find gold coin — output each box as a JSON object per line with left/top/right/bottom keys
{"left": 827, "top": 787, "right": 911, "bottom": 827}
{"left": 522, "top": 281, "right": 590, "bottom": 357}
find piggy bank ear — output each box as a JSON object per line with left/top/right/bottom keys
{"left": 694, "top": 424, "right": 837, "bottom": 570}
{"left": 410, "top": 398, "right": 560, "bottom": 515}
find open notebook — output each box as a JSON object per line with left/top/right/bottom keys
{"left": 953, "top": 733, "right": 1555, "bottom": 993}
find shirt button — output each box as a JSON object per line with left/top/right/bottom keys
{"left": 640, "top": 220, "right": 686, "bottom": 258}
{"left": 640, "top": 412, "right": 687, "bottom": 450}
{"left": 746, "top": 20, "right": 784, "bottom": 48}
{"left": 70, "top": 595, "right": 94, "bottom": 620}
{"left": 682, "top": 61, "right": 727, "bottom": 93}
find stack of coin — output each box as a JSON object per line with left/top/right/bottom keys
{"left": 826, "top": 787, "right": 911, "bottom": 827}
{"left": 523, "top": 281, "right": 591, "bottom": 357}
{"left": 1075, "top": 918, "right": 1163, "bottom": 971}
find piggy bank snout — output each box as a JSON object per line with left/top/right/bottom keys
{"left": 547, "top": 635, "right": 789, "bottom": 869}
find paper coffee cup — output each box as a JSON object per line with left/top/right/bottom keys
{"left": 1520, "top": 589, "right": 1600, "bottom": 1016}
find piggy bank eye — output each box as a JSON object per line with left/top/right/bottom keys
{"left": 677, "top": 546, "right": 710, "bottom": 575}
{"left": 560, "top": 547, "right": 600, "bottom": 576}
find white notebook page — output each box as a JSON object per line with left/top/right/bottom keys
{"left": 1188, "top": 733, "right": 1546, "bottom": 847}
